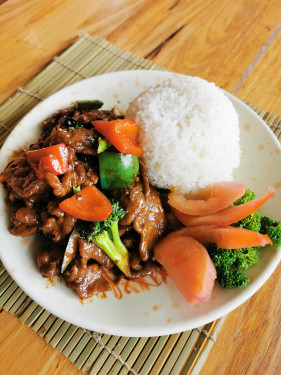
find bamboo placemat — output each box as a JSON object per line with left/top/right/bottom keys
{"left": 0, "top": 33, "right": 280, "bottom": 375}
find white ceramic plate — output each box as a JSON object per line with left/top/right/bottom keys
{"left": 0, "top": 70, "right": 280, "bottom": 337}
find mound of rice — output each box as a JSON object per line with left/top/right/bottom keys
{"left": 126, "top": 75, "right": 240, "bottom": 193}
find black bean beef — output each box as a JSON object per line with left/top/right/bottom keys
{"left": 3, "top": 107, "right": 168, "bottom": 299}
{"left": 41, "top": 201, "right": 77, "bottom": 242}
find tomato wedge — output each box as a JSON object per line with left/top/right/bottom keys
{"left": 27, "top": 144, "right": 69, "bottom": 179}
{"left": 92, "top": 119, "right": 143, "bottom": 157}
{"left": 176, "top": 226, "right": 272, "bottom": 249}
{"left": 59, "top": 185, "right": 112, "bottom": 222}
{"left": 154, "top": 232, "right": 216, "bottom": 305}
{"left": 168, "top": 182, "right": 246, "bottom": 215}
{"left": 174, "top": 187, "right": 275, "bottom": 227}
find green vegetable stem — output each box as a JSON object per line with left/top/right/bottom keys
{"left": 74, "top": 100, "right": 103, "bottom": 110}
{"left": 79, "top": 200, "right": 130, "bottom": 276}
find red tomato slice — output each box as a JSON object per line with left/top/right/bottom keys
{"left": 154, "top": 233, "right": 216, "bottom": 305}
{"left": 59, "top": 185, "right": 112, "bottom": 222}
{"left": 176, "top": 226, "right": 272, "bottom": 249}
{"left": 173, "top": 187, "right": 275, "bottom": 227}
{"left": 168, "top": 182, "right": 246, "bottom": 215}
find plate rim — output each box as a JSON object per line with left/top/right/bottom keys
{"left": 0, "top": 69, "right": 280, "bottom": 337}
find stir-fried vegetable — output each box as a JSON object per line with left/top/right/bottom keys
{"left": 173, "top": 187, "right": 275, "bottom": 227}
{"left": 0, "top": 174, "right": 6, "bottom": 183}
{"left": 154, "top": 232, "right": 216, "bottom": 304}
{"left": 205, "top": 188, "right": 279, "bottom": 289}
{"left": 92, "top": 119, "right": 143, "bottom": 157}
{"left": 59, "top": 185, "right": 112, "bottom": 222}
{"left": 97, "top": 137, "right": 112, "bottom": 154}
{"left": 207, "top": 243, "right": 258, "bottom": 289}
{"left": 27, "top": 143, "right": 69, "bottom": 179}
{"left": 99, "top": 152, "right": 139, "bottom": 190}
{"left": 72, "top": 185, "right": 81, "bottom": 194}
{"left": 168, "top": 182, "right": 246, "bottom": 215}
{"left": 61, "top": 228, "right": 80, "bottom": 272}
{"left": 175, "top": 226, "right": 272, "bottom": 249}
{"left": 79, "top": 200, "right": 130, "bottom": 276}
{"left": 74, "top": 100, "right": 103, "bottom": 110}
{"left": 260, "top": 216, "right": 281, "bottom": 248}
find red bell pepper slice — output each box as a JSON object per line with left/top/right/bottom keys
{"left": 27, "top": 143, "right": 69, "bottom": 179}
{"left": 92, "top": 119, "right": 143, "bottom": 157}
{"left": 59, "top": 185, "right": 112, "bottom": 222}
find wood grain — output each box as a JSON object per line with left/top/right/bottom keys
{"left": 0, "top": 1, "right": 281, "bottom": 375}
{"left": 0, "top": 310, "right": 81, "bottom": 375}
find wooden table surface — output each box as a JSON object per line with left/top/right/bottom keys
{"left": 0, "top": 0, "right": 281, "bottom": 374}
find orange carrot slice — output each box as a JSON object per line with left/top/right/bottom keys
{"left": 174, "top": 187, "right": 275, "bottom": 227}
{"left": 0, "top": 174, "right": 6, "bottom": 183}
{"left": 59, "top": 185, "right": 112, "bottom": 222}
{"left": 92, "top": 119, "right": 143, "bottom": 157}
{"left": 175, "top": 226, "right": 272, "bottom": 249}
{"left": 154, "top": 233, "right": 216, "bottom": 305}
{"left": 168, "top": 182, "right": 246, "bottom": 215}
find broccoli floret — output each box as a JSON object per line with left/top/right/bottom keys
{"left": 260, "top": 216, "right": 274, "bottom": 234}
{"left": 207, "top": 243, "right": 259, "bottom": 289}
{"left": 234, "top": 247, "right": 260, "bottom": 270}
{"left": 232, "top": 189, "right": 260, "bottom": 232}
{"left": 79, "top": 201, "right": 130, "bottom": 276}
{"left": 232, "top": 211, "right": 261, "bottom": 232}
{"left": 233, "top": 188, "right": 255, "bottom": 206}
{"left": 218, "top": 269, "right": 249, "bottom": 289}
{"left": 260, "top": 216, "right": 281, "bottom": 248}
{"left": 232, "top": 189, "right": 261, "bottom": 232}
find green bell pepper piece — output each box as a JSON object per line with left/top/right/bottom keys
{"left": 99, "top": 152, "right": 139, "bottom": 190}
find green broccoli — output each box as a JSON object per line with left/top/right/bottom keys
{"left": 233, "top": 188, "right": 256, "bottom": 206}
{"left": 79, "top": 200, "right": 130, "bottom": 276}
{"left": 207, "top": 187, "right": 280, "bottom": 290}
{"left": 232, "top": 188, "right": 261, "bottom": 232}
{"left": 232, "top": 211, "right": 261, "bottom": 232}
{"left": 207, "top": 243, "right": 259, "bottom": 289}
{"left": 207, "top": 188, "right": 262, "bottom": 289}
{"left": 260, "top": 216, "right": 281, "bottom": 248}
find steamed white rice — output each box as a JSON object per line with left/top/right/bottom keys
{"left": 126, "top": 75, "right": 240, "bottom": 193}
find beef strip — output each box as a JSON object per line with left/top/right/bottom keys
{"left": 41, "top": 201, "right": 77, "bottom": 242}
{"left": 4, "top": 154, "right": 50, "bottom": 202}
{"left": 9, "top": 206, "right": 40, "bottom": 237}
{"left": 64, "top": 259, "right": 111, "bottom": 299}
{"left": 37, "top": 244, "right": 64, "bottom": 278}
{"left": 48, "top": 127, "right": 99, "bottom": 156}
{"left": 118, "top": 261, "right": 163, "bottom": 281}
{"left": 78, "top": 238, "right": 114, "bottom": 269}
{"left": 116, "top": 161, "right": 167, "bottom": 261}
